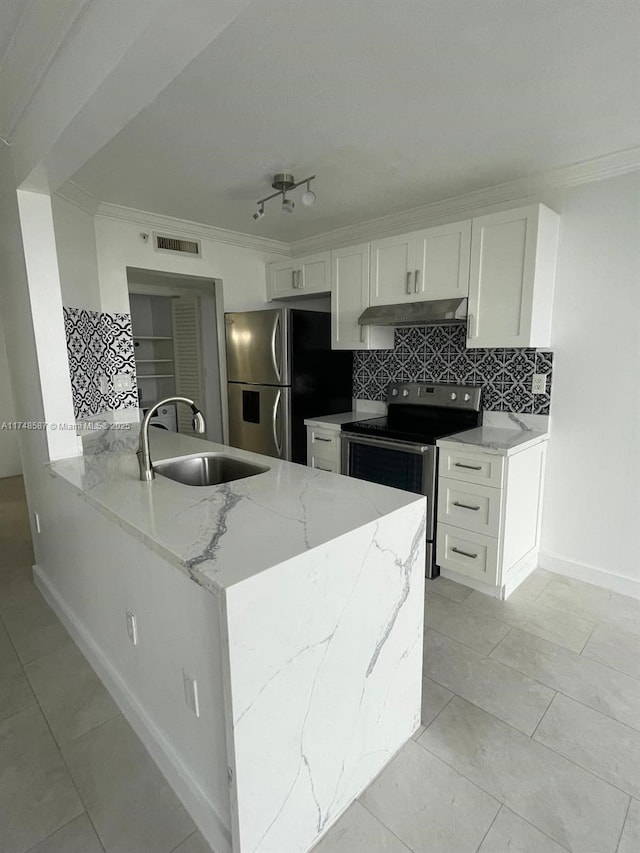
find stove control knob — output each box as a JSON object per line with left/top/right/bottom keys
{"left": 450, "top": 392, "right": 457, "bottom": 401}
{"left": 464, "top": 393, "right": 471, "bottom": 402}
{"left": 402, "top": 389, "right": 409, "bottom": 397}
{"left": 391, "top": 388, "right": 398, "bottom": 396}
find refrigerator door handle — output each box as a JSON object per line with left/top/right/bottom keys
{"left": 271, "top": 314, "right": 282, "bottom": 383}
{"left": 272, "top": 389, "right": 282, "bottom": 457}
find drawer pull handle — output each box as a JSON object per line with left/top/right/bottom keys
{"left": 314, "top": 436, "right": 332, "bottom": 443}
{"left": 453, "top": 501, "right": 480, "bottom": 511}
{"left": 406, "top": 271, "right": 412, "bottom": 294}
{"left": 451, "top": 547, "right": 478, "bottom": 559}
{"left": 455, "top": 462, "right": 482, "bottom": 471}
{"left": 315, "top": 465, "right": 332, "bottom": 472}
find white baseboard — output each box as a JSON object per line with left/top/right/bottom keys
{"left": 33, "top": 565, "right": 232, "bottom": 853}
{"left": 538, "top": 552, "right": 640, "bottom": 600}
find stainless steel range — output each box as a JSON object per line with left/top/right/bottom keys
{"left": 341, "top": 382, "right": 482, "bottom": 578}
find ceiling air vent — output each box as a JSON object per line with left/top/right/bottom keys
{"left": 153, "top": 232, "right": 201, "bottom": 257}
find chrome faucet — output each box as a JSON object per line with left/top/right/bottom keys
{"left": 137, "top": 397, "right": 206, "bottom": 481}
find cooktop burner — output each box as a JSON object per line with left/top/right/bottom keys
{"left": 343, "top": 383, "right": 482, "bottom": 445}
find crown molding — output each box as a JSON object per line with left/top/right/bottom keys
{"left": 54, "top": 179, "right": 100, "bottom": 215}
{"left": 95, "top": 201, "right": 291, "bottom": 256}
{"left": 290, "top": 147, "right": 640, "bottom": 256}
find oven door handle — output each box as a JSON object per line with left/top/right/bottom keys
{"left": 341, "top": 432, "right": 430, "bottom": 455}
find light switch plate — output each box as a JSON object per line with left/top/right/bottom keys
{"left": 99, "top": 375, "right": 110, "bottom": 394}
{"left": 114, "top": 373, "right": 133, "bottom": 392}
{"left": 532, "top": 374, "right": 547, "bottom": 395}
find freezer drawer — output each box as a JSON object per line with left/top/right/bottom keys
{"left": 228, "top": 383, "right": 291, "bottom": 460}
{"left": 225, "top": 310, "right": 289, "bottom": 385}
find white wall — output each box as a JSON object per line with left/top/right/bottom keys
{"left": 95, "top": 216, "right": 287, "bottom": 315}
{"left": 51, "top": 195, "right": 102, "bottom": 310}
{"left": 539, "top": 172, "right": 640, "bottom": 593}
{"left": 0, "top": 318, "right": 21, "bottom": 477}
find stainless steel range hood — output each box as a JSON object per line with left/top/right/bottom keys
{"left": 358, "top": 298, "right": 467, "bottom": 327}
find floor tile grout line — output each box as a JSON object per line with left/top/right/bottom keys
{"left": 529, "top": 689, "right": 557, "bottom": 740}
{"left": 580, "top": 645, "right": 640, "bottom": 682}
{"left": 614, "top": 796, "right": 633, "bottom": 853}
{"left": 416, "top": 693, "right": 638, "bottom": 801}
{"left": 416, "top": 732, "right": 615, "bottom": 853}
{"left": 578, "top": 622, "right": 598, "bottom": 655}
{"left": 357, "top": 797, "right": 415, "bottom": 852}
{"left": 473, "top": 803, "right": 502, "bottom": 853}
{"left": 426, "top": 625, "right": 563, "bottom": 700}
{"left": 0, "top": 555, "right": 109, "bottom": 853}
{"left": 487, "top": 644, "right": 640, "bottom": 728}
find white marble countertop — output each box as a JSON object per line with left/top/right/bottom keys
{"left": 49, "top": 426, "right": 423, "bottom": 596}
{"left": 303, "top": 410, "right": 380, "bottom": 430}
{"left": 437, "top": 426, "right": 549, "bottom": 456}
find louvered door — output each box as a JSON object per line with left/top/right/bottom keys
{"left": 171, "top": 296, "right": 205, "bottom": 436}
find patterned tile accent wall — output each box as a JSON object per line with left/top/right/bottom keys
{"left": 353, "top": 324, "right": 553, "bottom": 414}
{"left": 63, "top": 307, "right": 138, "bottom": 419}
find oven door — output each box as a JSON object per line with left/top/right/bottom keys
{"left": 341, "top": 432, "right": 437, "bottom": 575}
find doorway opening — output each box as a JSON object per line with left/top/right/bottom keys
{"left": 126, "top": 268, "right": 227, "bottom": 443}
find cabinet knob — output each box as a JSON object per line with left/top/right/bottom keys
{"left": 402, "top": 389, "right": 409, "bottom": 397}
{"left": 450, "top": 392, "right": 457, "bottom": 401}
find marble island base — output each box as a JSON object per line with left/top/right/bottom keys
{"left": 40, "top": 430, "right": 426, "bottom": 853}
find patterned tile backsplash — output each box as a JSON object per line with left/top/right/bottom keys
{"left": 353, "top": 324, "right": 553, "bottom": 414}
{"left": 63, "top": 307, "right": 138, "bottom": 419}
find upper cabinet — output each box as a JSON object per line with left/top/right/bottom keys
{"left": 267, "top": 251, "right": 331, "bottom": 300}
{"left": 331, "top": 244, "right": 394, "bottom": 351}
{"left": 416, "top": 220, "right": 471, "bottom": 301}
{"left": 466, "top": 204, "right": 559, "bottom": 349}
{"left": 370, "top": 220, "right": 471, "bottom": 306}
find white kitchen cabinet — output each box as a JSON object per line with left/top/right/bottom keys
{"left": 370, "top": 220, "right": 471, "bottom": 306}
{"left": 306, "top": 425, "right": 342, "bottom": 473}
{"left": 267, "top": 251, "right": 331, "bottom": 300}
{"left": 370, "top": 231, "right": 416, "bottom": 305}
{"left": 331, "top": 243, "right": 394, "bottom": 350}
{"left": 415, "top": 220, "right": 471, "bottom": 300}
{"left": 436, "top": 441, "right": 547, "bottom": 598}
{"left": 466, "top": 203, "right": 559, "bottom": 348}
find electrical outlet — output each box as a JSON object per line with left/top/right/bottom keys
{"left": 532, "top": 374, "right": 547, "bottom": 395}
{"left": 33, "top": 511, "right": 41, "bottom": 534}
{"left": 126, "top": 610, "right": 138, "bottom": 645}
{"left": 183, "top": 670, "right": 200, "bottom": 718}
{"left": 114, "top": 373, "right": 133, "bottom": 392}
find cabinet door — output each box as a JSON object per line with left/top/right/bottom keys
{"left": 298, "top": 251, "right": 331, "bottom": 294}
{"left": 268, "top": 260, "right": 298, "bottom": 300}
{"left": 415, "top": 220, "right": 471, "bottom": 300}
{"left": 467, "top": 204, "right": 557, "bottom": 348}
{"left": 331, "top": 244, "right": 394, "bottom": 350}
{"left": 370, "top": 233, "right": 416, "bottom": 305}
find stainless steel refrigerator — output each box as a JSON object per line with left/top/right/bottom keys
{"left": 225, "top": 308, "right": 352, "bottom": 463}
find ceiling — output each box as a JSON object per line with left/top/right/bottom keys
{"left": 0, "top": 0, "right": 25, "bottom": 64}
{"left": 70, "top": 0, "right": 640, "bottom": 242}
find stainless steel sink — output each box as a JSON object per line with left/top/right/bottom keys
{"left": 154, "top": 453, "right": 270, "bottom": 487}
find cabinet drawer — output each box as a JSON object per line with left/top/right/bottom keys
{"left": 308, "top": 427, "right": 340, "bottom": 460}
{"left": 439, "top": 448, "right": 504, "bottom": 488}
{"left": 437, "top": 478, "right": 501, "bottom": 537}
{"left": 436, "top": 524, "right": 499, "bottom": 585}
{"left": 310, "top": 455, "right": 339, "bottom": 474}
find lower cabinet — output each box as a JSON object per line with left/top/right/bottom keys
{"left": 436, "top": 442, "right": 547, "bottom": 598}
{"left": 306, "top": 425, "right": 342, "bottom": 473}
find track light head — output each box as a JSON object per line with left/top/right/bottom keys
{"left": 301, "top": 181, "right": 316, "bottom": 206}
{"left": 281, "top": 197, "right": 295, "bottom": 214}
{"left": 252, "top": 205, "right": 265, "bottom": 221}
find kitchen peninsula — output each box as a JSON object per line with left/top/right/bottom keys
{"left": 36, "top": 425, "right": 426, "bottom": 853}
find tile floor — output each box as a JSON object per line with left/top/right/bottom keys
{"left": 1, "top": 474, "right": 639, "bottom": 853}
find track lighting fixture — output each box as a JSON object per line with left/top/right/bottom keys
{"left": 252, "top": 173, "right": 316, "bottom": 221}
